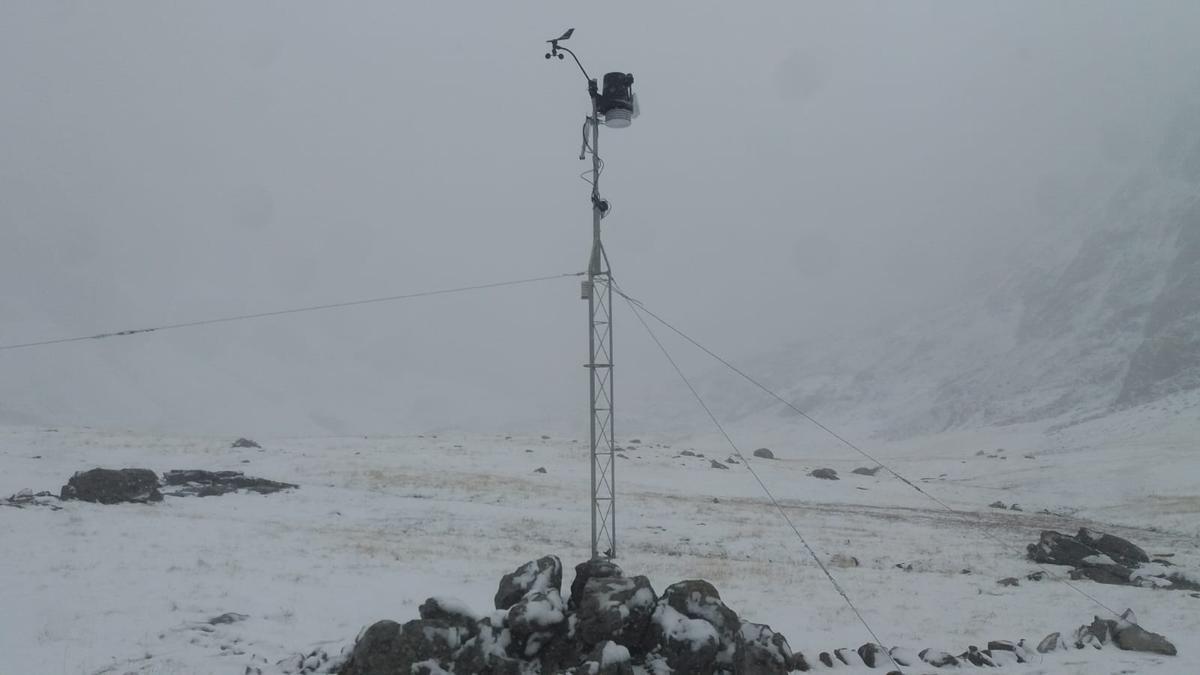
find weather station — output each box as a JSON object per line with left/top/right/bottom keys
{"left": 545, "top": 28, "right": 639, "bottom": 561}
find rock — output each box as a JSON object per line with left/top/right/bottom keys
{"left": 851, "top": 466, "right": 881, "bottom": 476}
{"left": 734, "top": 621, "right": 792, "bottom": 675}
{"left": 419, "top": 598, "right": 478, "bottom": 635}
{"left": 570, "top": 559, "right": 623, "bottom": 609}
{"left": 834, "top": 647, "right": 863, "bottom": 666}
{"left": 1027, "top": 530, "right": 1103, "bottom": 567}
{"left": 789, "top": 650, "right": 811, "bottom": 672}
{"left": 857, "top": 643, "right": 888, "bottom": 667}
{"left": 817, "top": 652, "right": 833, "bottom": 668}
{"left": 1036, "top": 632, "right": 1065, "bottom": 653}
{"left": 1076, "top": 528, "right": 1150, "bottom": 567}
{"left": 752, "top": 448, "right": 774, "bottom": 460}
{"left": 494, "top": 556, "right": 562, "bottom": 610}
{"left": 987, "top": 640, "right": 1026, "bottom": 663}
{"left": 960, "top": 645, "right": 995, "bottom": 667}
{"left": 726, "top": 456, "right": 740, "bottom": 464}
{"left": 989, "top": 500, "right": 1007, "bottom": 509}
{"left": 60, "top": 468, "right": 162, "bottom": 504}
{"left": 649, "top": 603, "right": 719, "bottom": 675}
{"left": 584, "top": 641, "right": 633, "bottom": 675}
{"left": 534, "top": 634, "right": 586, "bottom": 674}
{"left": 918, "top": 648, "right": 958, "bottom": 667}
{"left": 658, "top": 580, "right": 740, "bottom": 665}
{"left": 506, "top": 590, "right": 566, "bottom": 658}
{"left": 888, "top": 646, "right": 917, "bottom": 667}
{"left": 829, "top": 553, "right": 859, "bottom": 568}
{"left": 340, "top": 619, "right": 464, "bottom": 675}
{"left": 3, "top": 489, "right": 61, "bottom": 511}
{"left": 1074, "top": 634, "right": 1100, "bottom": 650}
{"left": 1088, "top": 616, "right": 1117, "bottom": 644}
{"left": 709, "top": 460, "right": 729, "bottom": 470}
{"left": 533, "top": 467, "right": 547, "bottom": 474}
{"left": 989, "top": 649, "right": 1021, "bottom": 666}
{"left": 809, "top": 468, "right": 838, "bottom": 480}
{"left": 1010, "top": 504, "right": 1023, "bottom": 511}
{"left": 232, "top": 438, "right": 261, "bottom": 448}
{"left": 161, "top": 470, "right": 296, "bottom": 496}
{"left": 450, "top": 617, "right": 522, "bottom": 675}
{"left": 1069, "top": 565, "right": 1132, "bottom": 585}
{"left": 576, "top": 575, "right": 657, "bottom": 654}
{"left": 998, "top": 577, "right": 1020, "bottom": 587}
{"left": 1026, "top": 571, "right": 1046, "bottom": 581}
{"left": 209, "top": 612, "right": 248, "bottom": 625}
{"left": 1113, "top": 623, "right": 1177, "bottom": 655}
{"left": 681, "top": 450, "right": 697, "bottom": 457}
{"left": 1165, "top": 573, "right": 1200, "bottom": 591}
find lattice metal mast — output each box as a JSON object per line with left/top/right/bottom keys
{"left": 545, "top": 29, "right": 638, "bottom": 560}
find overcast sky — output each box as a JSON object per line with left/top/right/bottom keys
{"left": 2, "top": 1, "right": 1198, "bottom": 434}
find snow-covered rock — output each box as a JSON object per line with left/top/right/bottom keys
{"left": 656, "top": 580, "right": 740, "bottom": 665}
{"left": 575, "top": 575, "right": 657, "bottom": 653}
{"left": 734, "top": 621, "right": 792, "bottom": 675}
{"left": 494, "top": 555, "right": 562, "bottom": 610}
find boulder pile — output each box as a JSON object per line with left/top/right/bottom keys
{"left": 337, "top": 556, "right": 798, "bottom": 675}
{"left": 1027, "top": 528, "right": 1198, "bottom": 591}
{"left": 320, "top": 555, "right": 1177, "bottom": 675}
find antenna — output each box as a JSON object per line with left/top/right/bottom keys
{"left": 545, "top": 29, "right": 639, "bottom": 560}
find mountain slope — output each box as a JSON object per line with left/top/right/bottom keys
{"left": 690, "top": 93, "right": 1200, "bottom": 440}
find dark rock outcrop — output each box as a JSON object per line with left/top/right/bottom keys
{"left": 919, "top": 648, "right": 959, "bottom": 666}
{"left": 809, "top": 468, "right": 838, "bottom": 480}
{"left": 339, "top": 619, "right": 463, "bottom": 675}
{"left": 576, "top": 576, "right": 657, "bottom": 654}
{"left": 451, "top": 616, "right": 522, "bottom": 675}
{"left": 569, "top": 558, "right": 623, "bottom": 609}
{"left": 857, "top": 642, "right": 888, "bottom": 667}
{"left": 161, "top": 469, "right": 296, "bottom": 496}
{"left": 658, "top": 580, "right": 740, "bottom": 665}
{"left": 1113, "top": 622, "right": 1177, "bottom": 655}
{"left": 60, "top": 468, "right": 162, "bottom": 504}
{"left": 1027, "top": 529, "right": 1191, "bottom": 590}
{"left": 734, "top": 621, "right": 792, "bottom": 675}
{"left": 419, "top": 597, "right": 478, "bottom": 636}
{"left": 494, "top": 555, "right": 562, "bottom": 610}
{"left": 649, "top": 602, "right": 720, "bottom": 675}
{"left": 752, "top": 448, "right": 775, "bottom": 460}
{"left": 1028, "top": 530, "right": 1103, "bottom": 567}
{"left": 506, "top": 590, "right": 566, "bottom": 659}
{"left": 1076, "top": 528, "right": 1150, "bottom": 567}
{"left": 232, "top": 438, "right": 261, "bottom": 448}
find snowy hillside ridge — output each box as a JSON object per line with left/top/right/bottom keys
{"left": 670, "top": 95, "right": 1200, "bottom": 440}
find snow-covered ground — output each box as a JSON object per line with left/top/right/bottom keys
{"left": 2, "top": 394, "right": 1197, "bottom": 674}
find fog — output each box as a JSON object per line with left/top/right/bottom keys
{"left": 2, "top": 1, "right": 1198, "bottom": 434}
